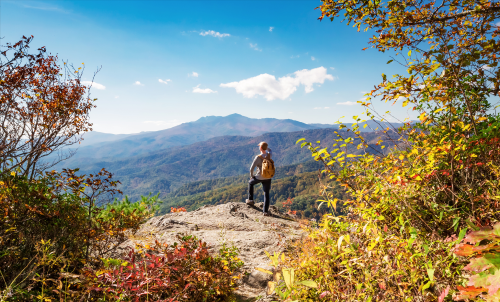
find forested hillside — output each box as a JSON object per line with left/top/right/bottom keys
{"left": 69, "top": 128, "right": 394, "bottom": 200}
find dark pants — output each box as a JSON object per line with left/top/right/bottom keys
{"left": 248, "top": 177, "right": 272, "bottom": 213}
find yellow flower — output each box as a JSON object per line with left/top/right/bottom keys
{"left": 10, "top": 171, "right": 15, "bottom": 176}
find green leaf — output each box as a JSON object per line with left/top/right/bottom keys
{"left": 427, "top": 268, "right": 435, "bottom": 282}
{"left": 296, "top": 280, "right": 318, "bottom": 288}
{"left": 387, "top": 59, "right": 393, "bottom": 64}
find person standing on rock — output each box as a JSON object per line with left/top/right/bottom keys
{"left": 246, "top": 141, "right": 274, "bottom": 216}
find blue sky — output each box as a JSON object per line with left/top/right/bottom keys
{"left": 2, "top": 0, "right": 418, "bottom": 134}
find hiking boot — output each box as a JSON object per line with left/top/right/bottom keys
{"left": 245, "top": 199, "right": 255, "bottom": 206}
{"left": 263, "top": 212, "right": 270, "bottom": 217}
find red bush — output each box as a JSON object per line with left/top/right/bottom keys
{"left": 85, "top": 235, "right": 243, "bottom": 301}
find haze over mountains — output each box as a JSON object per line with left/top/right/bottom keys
{"left": 49, "top": 114, "right": 404, "bottom": 201}
{"left": 65, "top": 114, "right": 404, "bottom": 161}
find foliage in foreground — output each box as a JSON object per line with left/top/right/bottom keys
{"left": 0, "top": 36, "right": 243, "bottom": 302}
{"left": 267, "top": 0, "right": 500, "bottom": 301}
{"left": 85, "top": 235, "right": 244, "bottom": 302}
{"left": 0, "top": 171, "right": 158, "bottom": 301}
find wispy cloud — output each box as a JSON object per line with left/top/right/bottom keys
{"left": 311, "top": 56, "right": 316, "bottom": 61}
{"left": 314, "top": 107, "right": 330, "bottom": 109}
{"left": 220, "top": 67, "right": 334, "bottom": 101}
{"left": 269, "top": 27, "right": 274, "bottom": 32}
{"left": 330, "top": 67, "right": 335, "bottom": 70}
{"left": 189, "top": 72, "right": 199, "bottom": 78}
{"left": 22, "top": 3, "right": 70, "bottom": 13}
{"left": 158, "top": 79, "right": 171, "bottom": 84}
{"left": 250, "top": 43, "right": 262, "bottom": 51}
{"left": 134, "top": 81, "right": 144, "bottom": 86}
{"left": 337, "top": 101, "right": 357, "bottom": 106}
{"left": 290, "top": 55, "right": 300, "bottom": 59}
{"left": 199, "top": 30, "right": 230, "bottom": 38}
{"left": 81, "top": 81, "right": 105, "bottom": 90}
{"left": 192, "top": 84, "right": 217, "bottom": 94}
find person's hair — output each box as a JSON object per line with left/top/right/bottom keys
{"left": 258, "top": 142, "right": 268, "bottom": 150}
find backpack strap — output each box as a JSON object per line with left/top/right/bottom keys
{"left": 259, "top": 154, "right": 270, "bottom": 160}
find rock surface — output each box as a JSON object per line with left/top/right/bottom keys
{"left": 119, "top": 202, "right": 304, "bottom": 301}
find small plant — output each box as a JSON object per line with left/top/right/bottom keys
{"left": 454, "top": 222, "right": 500, "bottom": 301}
{"left": 256, "top": 251, "right": 317, "bottom": 301}
{"left": 171, "top": 206, "right": 187, "bottom": 213}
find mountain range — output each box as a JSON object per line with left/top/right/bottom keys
{"left": 49, "top": 114, "right": 403, "bottom": 201}
{"left": 61, "top": 114, "right": 405, "bottom": 164}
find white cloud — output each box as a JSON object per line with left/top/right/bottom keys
{"left": 134, "top": 81, "right": 144, "bottom": 86}
{"left": 81, "top": 81, "right": 106, "bottom": 90}
{"left": 337, "top": 101, "right": 357, "bottom": 106}
{"left": 143, "top": 120, "right": 181, "bottom": 129}
{"left": 330, "top": 67, "right": 335, "bottom": 70}
{"left": 115, "top": 96, "right": 119, "bottom": 99}
{"left": 482, "top": 65, "right": 492, "bottom": 70}
{"left": 269, "top": 27, "right": 274, "bottom": 32}
{"left": 220, "top": 67, "right": 334, "bottom": 101}
{"left": 199, "top": 30, "right": 230, "bottom": 38}
{"left": 496, "top": 22, "right": 500, "bottom": 27}
{"left": 290, "top": 55, "right": 300, "bottom": 59}
{"left": 314, "top": 107, "right": 330, "bottom": 109}
{"left": 189, "top": 72, "right": 199, "bottom": 78}
{"left": 311, "top": 56, "right": 316, "bottom": 61}
{"left": 250, "top": 43, "right": 262, "bottom": 51}
{"left": 192, "top": 84, "right": 217, "bottom": 94}
{"left": 158, "top": 79, "right": 171, "bottom": 84}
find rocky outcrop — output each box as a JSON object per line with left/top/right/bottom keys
{"left": 119, "top": 202, "right": 304, "bottom": 301}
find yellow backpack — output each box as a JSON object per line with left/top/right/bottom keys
{"left": 260, "top": 154, "right": 275, "bottom": 178}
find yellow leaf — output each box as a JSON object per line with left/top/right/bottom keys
{"left": 282, "top": 269, "right": 293, "bottom": 290}
{"left": 337, "top": 235, "right": 345, "bottom": 251}
{"left": 408, "top": 50, "right": 412, "bottom": 56}
{"left": 399, "top": 155, "right": 404, "bottom": 160}
{"left": 267, "top": 281, "right": 275, "bottom": 295}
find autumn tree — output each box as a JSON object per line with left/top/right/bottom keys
{"left": 0, "top": 35, "right": 97, "bottom": 179}
{"left": 275, "top": 1, "right": 500, "bottom": 301}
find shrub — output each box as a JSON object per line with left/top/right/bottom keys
{"left": 0, "top": 171, "right": 161, "bottom": 301}
{"left": 454, "top": 223, "right": 500, "bottom": 301}
{"left": 85, "top": 235, "right": 244, "bottom": 302}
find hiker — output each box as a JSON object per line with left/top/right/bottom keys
{"left": 246, "top": 141, "right": 275, "bottom": 216}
